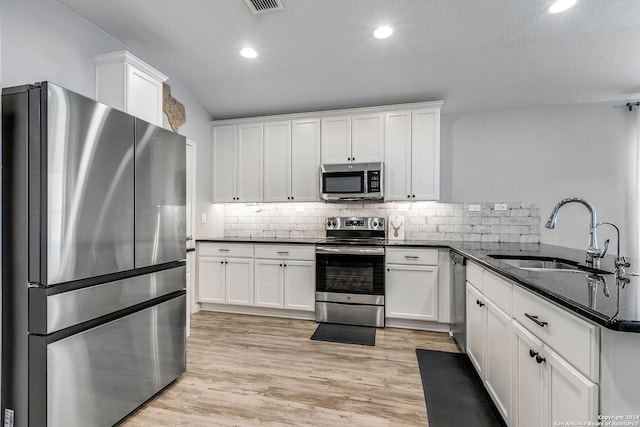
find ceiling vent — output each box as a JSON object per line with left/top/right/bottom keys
{"left": 244, "top": 0, "right": 284, "bottom": 14}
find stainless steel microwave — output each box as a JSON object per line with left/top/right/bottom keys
{"left": 320, "top": 162, "right": 384, "bottom": 202}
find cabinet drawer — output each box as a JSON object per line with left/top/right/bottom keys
{"left": 512, "top": 286, "right": 599, "bottom": 381}
{"left": 385, "top": 248, "right": 438, "bottom": 265}
{"left": 483, "top": 270, "right": 512, "bottom": 314}
{"left": 254, "top": 244, "right": 315, "bottom": 261}
{"left": 467, "top": 261, "right": 484, "bottom": 291}
{"left": 198, "top": 242, "right": 254, "bottom": 258}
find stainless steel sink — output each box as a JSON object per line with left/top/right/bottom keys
{"left": 488, "top": 255, "right": 611, "bottom": 274}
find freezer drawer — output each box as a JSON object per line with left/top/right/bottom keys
{"left": 30, "top": 294, "right": 186, "bottom": 427}
{"left": 30, "top": 266, "right": 186, "bottom": 334}
{"left": 135, "top": 120, "right": 186, "bottom": 268}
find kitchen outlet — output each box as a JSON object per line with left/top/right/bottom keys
{"left": 201, "top": 213, "right": 207, "bottom": 224}
{"left": 468, "top": 204, "right": 481, "bottom": 212}
{"left": 494, "top": 203, "right": 508, "bottom": 211}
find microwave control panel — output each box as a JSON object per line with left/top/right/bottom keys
{"left": 367, "top": 170, "right": 381, "bottom": 193}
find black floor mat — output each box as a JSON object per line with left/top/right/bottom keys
{"left": 416, "top": 349, "right": 506, "bottom": 427}
{"left": 310, "top": 323, "right": 376, "bottom": 346}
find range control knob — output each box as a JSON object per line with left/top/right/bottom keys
{"left": 332, "top": 221, "right": 337, "bottom": 226}
{"left": 379, "top": 219, "right": 384, "bottom": 226}
{"left": 327, "top": 221, "right": 332, "bottom": 227}
{"left": 373, "top": 222, "right": 378, "bottom": 227}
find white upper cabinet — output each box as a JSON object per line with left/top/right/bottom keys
{"left": 264, "top": 119, "right": 321, "bottom": 202}
{"left": 321, "top": 113, "right": 384, "bottom": 164}
{"left": 263, "top": 121, "right": 291, "bottom": 202}
{"left": 95, "top": 50, "right": 167, "bottom": 126}
{"left": 385, "top": 107, "right": 440, "bottom": 201}
{"left": 290, "top": 118, "right": 321, "bottom": 201}
{"left": 351, "top": 113, "right": 384, "bottom": 163}
{"left": 212, "top": 125, "right": 237, "bottom": 202}
{"left": 212, "top": 123, "right": 263, "bottom": 202}
{"left": 321, "top": 116, "right": 352, "bottom": 164}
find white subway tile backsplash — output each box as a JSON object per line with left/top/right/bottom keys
{"left": 222, "top": 201, "right": 540, "bottom": 243}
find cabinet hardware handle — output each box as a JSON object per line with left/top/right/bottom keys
{"left": 535, "top": 355, "right": 546, "bottom": 364}
{"left": 277, "top": 251, "right": 289, "bottom": 255}
{"left": 352, "top": 157, "right": 355, "bottom": 161}
{"left": 478, "top": 301, "right": 485, "bottom": 307}
{"left": 220, "top": 261, "right": 224, "bottom": 264}
{"left": 287, "top": 197, "right": 290, "bottom": 200}
{"left": 412, "top": 195, "right": 416, "bottom": 198}
{"left": 407, "top": 195, "right": 411, "bottom": 199}
{"left": 284, "top": 264, "right": 287, "bottom": 267}
{"left": 291, "top": 196, "right": 294, "bottom": 200}
{"left": 404, "top": 255, "right": 419, "bottom": 259}
{"left": 387, "top": 268, "right": 390, "bottom": 271}
{"left": 529, "top": 350, "right": 538, "bottom": 358}
{"left": 225, "top": 261, "right": 228, "bottom": 264}
{"left": 525, "top": 313, "right": 548, "bottom": 327}
{"left": 280, "top": 264, "right": 283, "bottom": 267}
{"left": 218, "top": 249, "right": 230, "bottom": 252}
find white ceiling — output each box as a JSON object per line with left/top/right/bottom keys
{"left": 56, "top": 0, "right": 640, "bottom": 120}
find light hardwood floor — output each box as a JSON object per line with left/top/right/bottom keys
{"left": 121, "top": 311, "right": 459, "bottom": 426}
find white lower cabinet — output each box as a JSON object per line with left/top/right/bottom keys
{"left": 385, "top": 248, "right": 439, "bottom": 322}
{"left": 197, "top": 243, "right": 254, "bottom": 305}
{"left": 512, "top": 321, "right": 598, "bottom": 426}
{"left": 466, "top": 282, "right": 512, "bottom": 423}
{"left": 466, "top": 262, "right": 599, "bottom": 427}
{"left": 198, "top": 243, "right": 315, "bottom": 314}
{"left": 254, "top": 245, "right": 315, "bottom": 312}
{"left": 466, "top": 283, "right": 486, "bottom": 376}
{"left": 225, "top": 258, "right": 254, "bottom": 305}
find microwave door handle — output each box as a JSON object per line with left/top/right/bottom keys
{"left": 364, "top": 170, "right": 368, "bottom": 194}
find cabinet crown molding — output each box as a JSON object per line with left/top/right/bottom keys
{"left": 211, "top": 100, "right": 444, "bottom": 126}
{"left": 95, "top": 50, "right": 168, "bottom": 82}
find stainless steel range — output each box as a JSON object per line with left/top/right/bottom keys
{"left": 315, "top": 217, "right": 386, "bottom": 327}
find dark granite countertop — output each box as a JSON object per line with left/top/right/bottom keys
{"left": 196, "top": 237, "right": 640, "bottom": 332}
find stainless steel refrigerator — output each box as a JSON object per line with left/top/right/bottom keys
{"left": 1, "top": 82, "right": 187, "bottom": 427}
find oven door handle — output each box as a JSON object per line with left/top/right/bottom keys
{"left": 315, "top": 246, "right": 385, "bottom": 256}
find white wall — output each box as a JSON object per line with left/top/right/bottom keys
{"left": 1, "top": 0, "right": 215, "bottom": 239}
{"left": 161, "top": 79, "right": 217, "bottom": 238}
{"left": 441, "top": 102, "right": 638, "bottom": 258}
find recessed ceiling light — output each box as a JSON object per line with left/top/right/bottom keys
{"left": 373, "top": 26, "right": 393, "bottom": 39}
{"left": 548, "top": 0, "right": 577, "bottom": 14}
{"left": 240, "top": 48, "right": 258, "bottom": 59}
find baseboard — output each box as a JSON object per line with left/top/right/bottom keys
{"left": 199, "top": 303, "right": 316, "bottom": 321}
{"left": 385, "top": 318, "right": 451, "bottom": 333}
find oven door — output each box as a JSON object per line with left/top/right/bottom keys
{"left": 315, "top": 246, "right": 385, "bottom": 296}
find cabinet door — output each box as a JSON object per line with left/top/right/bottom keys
{"left": 466, "top": 282, "right": 486, "bottom": 377}
{"left": 263, "top": 121, "right": 291, "bottom": 202}
{"left": 225, "top": 258, "right": 254, "bottom": 305}
{"left": 351, "top": 112, "right": 384, "bottom": 163}
{"left": 411, "top": 109, "right": 440, "bottom": 200}
{"left": 384, "top": 111, "right": 412, "bottom": 201}
{"left": 284, "top": 260, "right": 315, "bottom": 311}
{"left": 237, "top": 123, "right": 263, "bottom": 202}
{"left": 291, "top": 118, "right": 321, "bottom": 201}
{"left": 385, "top": 265, "right": 439, "bottom": 321}
{"left": 485, "top": 299, "right": 512, "bottom": 424}
{"left": 198, "top": 256, "right": 226, "bottom": 303}
{"left": 254, "top": 259, "right": 284, "bottom": 308}
{"left": 212, "top": 125, "right": 237, "bottom": 202}
{"left": 512, "top": 321, "right": 544, "bottom": 427}
{"left": 321, "top": 116, "right": 351, "bottom": 164}
{"left": 126, "top": 63, "right": 163, "bottom": 125}
{"left": 545, "top": 346, "right": 598, "bottom": 426}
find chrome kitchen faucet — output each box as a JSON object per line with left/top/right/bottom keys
{"left": 545, "top": 197, "right": 607, "bottom": 267}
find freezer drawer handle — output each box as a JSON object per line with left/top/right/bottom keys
{"left": 277, "top": 251, "right": 289, "bottom": 255}
{"left": 525, "top": 313, "right": 548, "bottom": 327}
{"left": 404, "top": 255, "right": 420, "bottom": 260}
{"left": 218, "top": 249, "right": 230, "bottom": 252}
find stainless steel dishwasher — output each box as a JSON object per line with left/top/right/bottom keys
{"left": 450, "top": 251, "right": 467, "bottom": 352}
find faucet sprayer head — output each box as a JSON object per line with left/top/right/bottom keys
{"left": 545, "top": 215, "right": 557, "bottom": 229}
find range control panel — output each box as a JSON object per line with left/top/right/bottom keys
{"left": 325, "top": 217, "right": 385, "bottom": 231}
